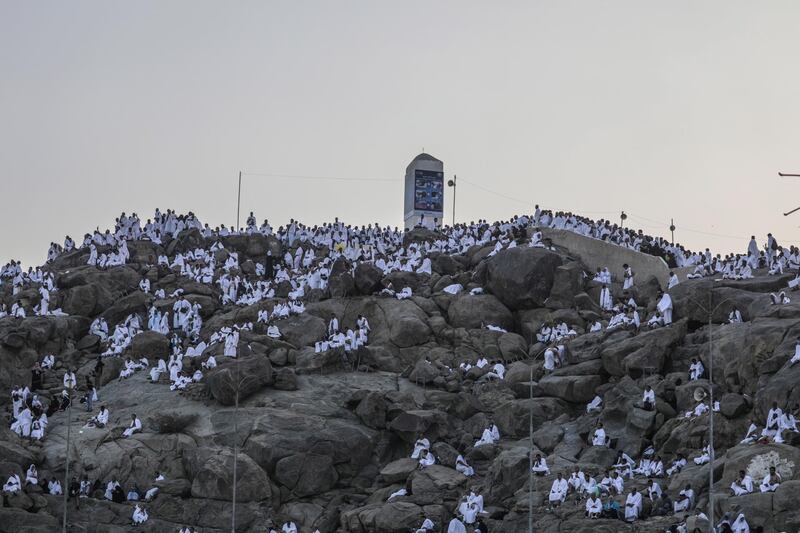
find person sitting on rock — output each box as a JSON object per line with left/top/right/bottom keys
{"left": 601, "top": 497, "right": 621, "bottom": 519}
{"left": 770, "top": 291, "right": 791, "bottom": 305}
{"left": 411, "top": 437, "right": 430, "bottom": 459}
{"left": 568, "top": 466, "right": 586, "bottom": 495}
{"left": 548, "top": 472, "right": 568, "bottom": 509}
{"left": 122, "top": 414, "right": 142, "bottom": 438}
{"left": 609, "top": 450, "right": 634, "bottom": 480}
{"left": 728, "top": 307, "right": 743, "bottom": 323}
{"left": 447, "top": 516, "right": 467, "bottom": 533}
{"left": 693, "top": 445, "right": 711, "bottom": 465}
{"left": 48, "top": 478, "right": 62, "bottom": 495}
{"left": 474, "top": 422, "right": 500, "bottom": 447}
{"left": 777, "top": 403, "right": 799, "bottom": 440}
{"left": 131, "top": 504, "right": 148, "bottom": 525}
{"left": 586, "top": 395, "right": 603, "bottom": 413}
{"left": 531, "top": 453, "right": 549, "bottom": 476}
{"left": 415, "top": 518, "right": 435, "bottom": 533}
{"left": 673, "top": 484, "right": 695, "bottom": 512}
{"left": 455, "top": 453, "right": 474, "bottom": 477}
{"left": 585, "top": 493, "right": 602, "bottom": 519}
{"left": 762, "top": 402, "right": 782, "bottom": 439}
{"left": 591, "top": 423, "right": 608, "bottom": 446}
{"left": 624, "top": 487, "right": 642, "bottom": 522}
{"left": 86, "top": 405, "right": 109, "bottom": 428}
{"left": 646, "top": 478, "right": 662, "bottom": 501}
{"left": 739, "top": 419, "right": 761, "bottom": 445}
{"left": 642, "top": 385, "right": 656, "bottom": 411}
{"left": 689, "top": 358, "right": 704, "bottom": 381}
{"left": 127, "top": 485, "right": 140, "bottom": 501}
{"left": 3, "top": 474, "right": 21, "bottom": 493}
{"left": 418, "top": 448, "right": 435, "bottom": 469}
{"left": 759, "top": 466, "right": 781, "bottom": 492}
{"left": 730, "top": 470, "right": 754, "bottom": 496}
{"left": 281, "top": 521, "right": 298, "bottom": 533}
{"left": 730, "top": 513, "right": 749, "bottom": 533}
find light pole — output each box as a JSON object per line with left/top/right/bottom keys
{"left": 620, "top": 211, "right": 627, "bottom": 228}
{"left": 236, "top": 171, "right": 242, "bottom": 231}
{"left": 62, "top": 388, "right": 72, "bottom": 533}
{"left": 686, "top": 291, "right": 735, "bottom": 530}
{"left": 447, "top": 175, "right": 457, "bottom": 227}
{"left": 528, "top": 361, "right": 534, "bottom": 533}
{"left": 670, "top": 219, "right": 676, "bottom": 245}
{"left": 230, "top": 343, "right": 249, "bottom": 533}
{"left": 778, "top": 172, "right": 800, "bottom": 216}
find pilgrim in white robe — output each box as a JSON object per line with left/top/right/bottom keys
{"left": 624, "top": 490, "right": 642, "bottom": 521}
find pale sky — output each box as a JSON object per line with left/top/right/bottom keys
{"left": 2, "top": 1, "right": 800, "bottom": 268}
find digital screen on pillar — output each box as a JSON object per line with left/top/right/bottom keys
{"left": 413, "top": 170, "right": 444, "bottom": 212}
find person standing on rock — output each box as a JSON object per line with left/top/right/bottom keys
{"left": 622, "top": 264, "right": 634, "bottom": 290}
{"left": 656, "top": 290, "right": 673, "bottom": 325}
{"left": 591, "top": 423, "right": 607, "bottom": 446}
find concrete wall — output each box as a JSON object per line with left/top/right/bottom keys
{"left": 540, "top": 228, "right": 671, "bottom": 287}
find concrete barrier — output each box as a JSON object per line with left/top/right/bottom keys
{"left": 539, "top": 228, "right": 672, "bottom": 287}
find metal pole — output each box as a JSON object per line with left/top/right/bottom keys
{"left": 236, "top": 171, "right": 242, "bottom": 232}
{"left": 670, "top": 218, "right": 675, "bottom": 245}
{"left": 231, "top": 352, "right": 240, "bottom": 533}
{"left": 528, "top": 362, "right": 533, "bottom": 533}
{"left": 708, "top": 294, "right": 715, "bottom": 530}
{"left": 62, "top": 389, "right": 72, "bottom": 533}
{"left": 452, "top": 175, "right": 457, "bottom": 226}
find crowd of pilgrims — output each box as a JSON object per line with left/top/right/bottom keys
{"left": 3, "top": 206, "right": 800, "bottom": 531}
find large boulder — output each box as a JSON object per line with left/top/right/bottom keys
{"left": 129, "top": 330, "right": 170, "bottom": 360}
{"left": 191, "top": 450, "right": 271, "bottom": 502}
{"left": 274, "top": 453, "right": 338, "bottom": 497}
{"left": 206, "top": 353, "right": 273, "bottom": 405}
{"left": 354, "top": 263, "right": 384, "bottom": 295}
{"left": 447, "top": 294, "right": 513, "bottom": 330}
{"left": 278, "top": 313, "right": 327, "bottom": 349}
{"left": 484, "top": 248, "right": 564, "bottom": 310}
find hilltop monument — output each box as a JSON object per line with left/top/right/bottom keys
{"left": 404, "top": 153, "right": 444, "bottom": 230}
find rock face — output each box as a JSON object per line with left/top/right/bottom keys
{"left": 485, "top": 248, "right": 563, "bottom": 310}
{"left": 5, "top": 218, "right": 800, "bottom": 533}
{"left": 206, "top": 353, "right": 274, "bottom": 405}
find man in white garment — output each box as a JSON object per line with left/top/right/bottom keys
{"left": 673, "top": 484, "right": 694, "bottom": 512}
{"left": 531, "top": 453, "right": 549, "bottom": 476}
{"left": 759, "top": 466, "right": 781, "bottom": 492}
{"left": 548, "top": 472, "right": 568, "bottom": 507}
{"left": 591, "top": 423, "right": 607, "bottom": 446}
{"left": 132, "top": 504, "right": 148, "bottom": 525}
{"left": 730, "top": 470, "right": 754, "bottom": 495}
{"left": 585, "top": 493, "right": 602, "bottom": 518}
{"left": 447, "top": 517, "right": 467, "bottom": 533}
{"left": 657, "top": 290, "right": 673, "bottom": 325}
{"left": 624, "top": 488, "right": 642, "bottom": 522}
{"left": 123, "top": 414, "right": 142, "bottom": 437}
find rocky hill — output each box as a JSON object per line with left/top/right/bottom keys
{"left": 1, "top": 223, "right": 799, "bottom": 532}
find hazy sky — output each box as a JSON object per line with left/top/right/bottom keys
{"left": 3, "top": 1, "right": 800, "bottom": 267}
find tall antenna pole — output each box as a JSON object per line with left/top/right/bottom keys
{"left": 236, "top": 171, "right": 242, "bottom": 232}
{"left": 62, "top": 388, "right": 72, "bottom": 533}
